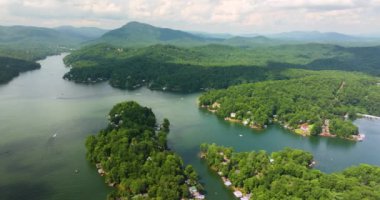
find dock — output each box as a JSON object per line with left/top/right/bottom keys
{"left": 357, "top": 113, "right": 380, "bottom": 120}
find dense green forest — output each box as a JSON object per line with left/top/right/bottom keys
{"left": 85, "top": 101, "right": 204, "bottom": 200}
{"left": 199, "top": 71, "right": 380, "bottom": 139}
{"left": 63, "top": 42, "right": 380, "bottom": 92}
{"left": 201, "top": 143, "right": 380, "bottom": 200}
{"left": 0, "top": 56, "right": 41, "bottom": 84}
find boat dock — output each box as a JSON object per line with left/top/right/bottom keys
{"left": 357, "top": 113, "right": 380, "bottom": 120}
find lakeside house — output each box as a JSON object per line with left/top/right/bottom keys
{"left": 212, "top": 102, "right": 221, "bottom": 109}
{"left": 241, "top": 193, "right": 252, "bottom": 200}
{"left": 97, "top": 168, "right": 105, "bottom": 176}
{"left": 344, "top": 113, "right": 349, "bottom": 120}
{"left": 234, "top": 190, "right": 243, "bottom": 198}
{"left": 230, "top": 112, "right": 237, "bottom": 118}
{"left": 352, "top": 133, "right": 366, "bottom": 141}
{"left": 95, "top": 163, "right": 105, "bottom": 176}
{"left": 189, "top": 186, "right": 205, "bottom": 199}
{"left": 223, "top": 177, "right": 232, "bottom": 186}
{"left": 300, "top": 123, "right": 309, "bottom": 132}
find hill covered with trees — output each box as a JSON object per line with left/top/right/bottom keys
{"left": 0, "top": 25, "right": 106, "bottom": 61}
{"left": 0, "top": 56, "right": 41, "bottom": 84}
{"left": 0, "top": 25, "right": 107, "bottom": 84}
{"left": 63, "top": 42, "right": 380, "bottom": 93}
{"left": 201, "top": 143, "right": 380, "bottom": 200}
{"left": 199, "top": 71, "right": 380, "bottom": 140}
{"left": 85, "top": 101, "right": 204, "bottom": 200}
{"left": 92, "top": 21, "right": 210, "bottom": 47}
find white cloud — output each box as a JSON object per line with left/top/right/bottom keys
{"left": 0, "top": 0, "right": 379, "bottom": 34}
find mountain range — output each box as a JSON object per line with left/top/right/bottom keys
{"left": 0, "top": 21, "right": 379, "bottom": 61}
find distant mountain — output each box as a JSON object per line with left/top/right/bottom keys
{"left": 269, "top": 31, "right": 358, "bottom": 42}
{"left": 223, "top": 36, "right": 280, "bottom": 47}
{"left": 92, "top": 21, "right": 208, "bottom": 47}
{"left": 0, "top": 25, "right": 92, "bottom": 47}
{"left": 55, "top": 26, "right": 108, "bottom": 41}
{"left": 190, "top": 31, "right": 235, "bottom": 39}
{"left": 0, "top": 25, "right": 103, "bottom": 60}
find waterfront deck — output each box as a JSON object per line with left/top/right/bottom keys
{"left": 357, "top": 113, "right": 380, "bottom": 120}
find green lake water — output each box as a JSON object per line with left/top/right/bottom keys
{"left": 0, "top": 54, "right": 379, "bottom": 200}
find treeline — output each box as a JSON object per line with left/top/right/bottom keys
{"left": 201, "top": 143, "right": 380, "bottom": 200}
{"left": 0, "top": 45, "right": 64, "bottom": 61}
{"left": 199, "top": 71, "right": 380, "bottom": 139}
{"left": 63, "top": 43, "right": 380, "bottom": 93}
{"left": 0, "top": 56, "right": 41, "bottom": 84}
{"left": 85, "top": 101, "right": 203, "bottom": 200}
{"left": 309, "top": 46, "right": 380, "bottom": 76}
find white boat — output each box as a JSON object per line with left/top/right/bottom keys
{"left": 52, "top": 133, "right": 57, "bottom": 138}
{"left": 357, "top": 134, "right": 366, "bottom": 141}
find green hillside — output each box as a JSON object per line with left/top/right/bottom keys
{"left": 54, "top": 26, "right": 108, "bottom": 41}
{"left": 0, "top": 56, "right": 40, "bottom": 84}
{"left": 0, "top": 25, "right": 105, "bottom": 60}
{"left": 199, "top": 71, "right": 380, "bottom": 139}
{"left": 62, "top": 42, "right": 380, "bottom": 92}
{"left": 92, "top": 21, "right": 208, "bottom": 47}
{"left": 201, "top": 144, "right": 380, "bottom": 200}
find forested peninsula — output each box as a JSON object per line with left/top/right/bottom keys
{"left": 0, "top": 56, "right": 41, "bottom": 84}
{"left": 199, "top": 71, "right": 380, "bottom": 140}
{"left": 85, "top": 101, "right": 204, "bottom": 200}
{"left": 201, "top": 144, "right": 380, "bottom": 200}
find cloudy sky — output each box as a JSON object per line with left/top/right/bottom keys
{"left": 0, "top": 0, "right": 380, "bottom": 34}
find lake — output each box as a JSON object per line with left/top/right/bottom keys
{"left": 0, "top": 54, "right": 379, "bottom": 200}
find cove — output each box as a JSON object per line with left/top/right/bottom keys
{"left": 0, "top": 54, "right": 379, "bottom": 200}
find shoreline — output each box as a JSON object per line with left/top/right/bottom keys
{"left": 200, "top": 105, "right": 365, "bottom": 142}
{"left": 200, "top": 153, "right": 251, "bottom": 200}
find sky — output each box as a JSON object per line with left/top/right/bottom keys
{"left": 0, "top": 0, "right": 380, "bottom": 35}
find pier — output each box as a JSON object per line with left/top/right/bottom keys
{"left": 357, "top": 113, "right": 380, "bottom": 120}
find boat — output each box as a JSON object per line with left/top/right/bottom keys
{"left": 357, "top": 134, "right": 366, "bottom": 141}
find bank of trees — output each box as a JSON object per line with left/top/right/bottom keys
{"left": 85, "top": 101, "right": 203, "bottom": 200}
{"left": 201, "top": 143, "right": 380, "bottom": 200}
{"left": 63, "top": 43, "right": 380, "bottom": 93}
{"left": 0, "top": 56, "right": 40, "bottom": 84}
{"left": 199, "top": 71, "right": 380, "bottom": 138}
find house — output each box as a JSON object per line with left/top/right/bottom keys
{"left": 97, "top": 168, "right": 105, "bottom": 176}
{"left": 224, "top": 179, "right": 232, "bottom": 186}
{"left": 212, "top": 102, "right": 221, "bottom": 108}
{"left": 189, "top": 186, "right": 197, "bottom": 193}
{"left": 189, "top": 186, "right": 205, "bottom": 200}
{"left": 344, "top": 113, "right": 349, "bottom": 120}
{"left": 241, "top": 193, "right": 252, "bottom": 200}
{"left": 230, "top": 113, "right": 237, "bottom": 118}
{"left": 300, "top": 123, "right": 309, "bottom": 132}
{"left": 234, "top": 191, "right": 243, "bottom": 198}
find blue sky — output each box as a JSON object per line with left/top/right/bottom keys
{"left": 0, "top": 0, "right": 379, "bottom": 34}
